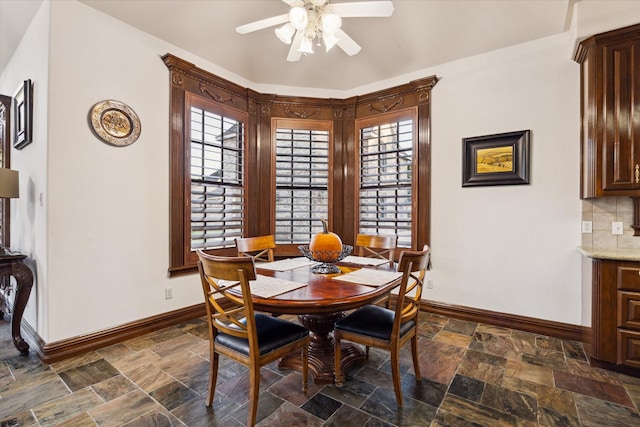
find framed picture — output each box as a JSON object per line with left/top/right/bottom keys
{"left": 13, "top": 79, "right": 33, "bottom": 150}
{"left": 462, "top": 130, "right": 530, "bottom": 187}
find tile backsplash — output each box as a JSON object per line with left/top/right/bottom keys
{"left": 582, "top": 197, "right": 640, "bottom": 249}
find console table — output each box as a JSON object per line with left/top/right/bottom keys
{"left": 0, "top": 250, "right": 34, "bottom": 353}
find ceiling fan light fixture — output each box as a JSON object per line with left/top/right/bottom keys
{"left": 321, "top": 13, "right": 342, "bottom": 35}
{"left": 298, "top": 37, "right": 314, "bottom": 54}
{"left": 235, "top": 1, "right": 394, "bottom": 62}
{"left": 289, "top": 7, "right": 309, "bottom": 31}
{"left": 275, "top": 22, "right": 296, "bottom": 44}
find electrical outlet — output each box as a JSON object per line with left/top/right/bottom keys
{"left": 426, "top": 279, "right": 433, "bottom": 289}
{"left": 612, "top": 222, "right": 624, "bottom": 235}
{"left": 165, "top": 287, "right": 173, "bottom": 299}
{"left": 582, "top": 221, "right": 593, "bottom": 234}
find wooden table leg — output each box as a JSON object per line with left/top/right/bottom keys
{"left": 0, "top": 255, "right": 34, "bottom": 353}
{"left": 278, "top": 312, "right": 366, "bottom": 384}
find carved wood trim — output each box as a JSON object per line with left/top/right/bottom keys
{"left": 367, "top": 96, "right": 404, "bottom": 113}
{"left": 284, "top": 107, "right": 320, "bottom": 119}
{"left": 164, "top": 52, "right": 439, "bottom": 273}
{"left": 199, "top": 83, "right": 235, "bottom": 105}
{"left": 171, "top": 72, "right": 184, "bottom": 86}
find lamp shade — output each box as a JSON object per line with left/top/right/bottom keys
{"left": 289, "top": 7, "right": 308, "bottom": 31}
{"left": 298, "top": 37, "right": 314, "bottom": 54}
{"left": 0, "top": 168, "right": 19, "bottom": 198}
{"left": 321, "top": 13, "right": 341, "bottom": 35}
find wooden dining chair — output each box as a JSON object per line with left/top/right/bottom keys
{"left": 356, "top": 234, "right": 398, "bottom": 307}
{"left": 355, "top": 234, "right": 397, "bottom": 268}
{"left": 235, "top": 235, "right": 276, "bottom": 262}
{"left": 196, "top": 250, "right": 309, "bottom": 427}
{"left": 333, "top": 246, "right": 430, "bottom": 407}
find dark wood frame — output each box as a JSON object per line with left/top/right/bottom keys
{"left": 270, "top": 117, "right": 335, "bottom": 254}
{"left": 13, "top": 79, "right": 32, "bottom": 150}
{"left": 0, "top": 95, "right": 11, "bottom": 248}
{"left": 354, "top": 108, "right": 419, "bottom": 248}
{"left": 163, "top": 53, "right": 438, "bottom": 275}
{"left": 462, "top": 129, "right": 530, "bottom": 187}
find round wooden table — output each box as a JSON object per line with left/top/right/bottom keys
{"left": 252, "top": 262, "right": 400, "bottom": 384}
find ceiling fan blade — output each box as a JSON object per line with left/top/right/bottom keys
{"left": 235, "top": 14, "right": 289, "bottom": 34}
{"left": 335, "top": 29, "right": 361, "bottom": 56}
{"left": 282, "top": 0, "right": 304, "bottom": 6}
{"left": 287, "top": 31, "right": 304, "bottom": 62}
{"left": 331, "top": 1, "right": 394, "bottom": 18}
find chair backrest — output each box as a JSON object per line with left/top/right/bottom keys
{"left": 196, "top": 250, "right": 258, "bottom": 344}
{"left": 392, "top": 246, "right": 431, "bottom": 335}
{"left": 355, "top": 234, "right": 397, "bottom": 267}
{"left": 235, "top": 235, "right": 276, "bottom": 262}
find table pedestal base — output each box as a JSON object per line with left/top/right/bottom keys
{"left": 278, "top": 312, "right": 366, "bottom": 384}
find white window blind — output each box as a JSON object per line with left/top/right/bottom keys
{"left": 190, "top": 107, "right": 244, "bottom": 250}
{"left": 359, "top": 119, "right": 413, "bottom": 247}
{"left": 275, "top": 127, "right": 329, "bottom": 243}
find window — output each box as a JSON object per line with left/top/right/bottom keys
{"left": 274, "top": 120, "right": 331, "bottom": 244}
{"left": 165, "top": 53, "right": 435, "bottom": 273}
{"left": 167, "top": 87, "right": 248, "bottom": 273}
{"left": 190, "top": 101, "right": 245, "bottom": 250}
{"left": 357, "top": 110, "right": 417, "bottom": 248}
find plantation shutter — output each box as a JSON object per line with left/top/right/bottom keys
{"left": 358, "top": 118, "right": 414, "bottom": 247}
{"left": 274, "top": 125, "right": 330, "bottom": 243}
{"left": 189, "top": 106, "right": 245, "bottom": 250}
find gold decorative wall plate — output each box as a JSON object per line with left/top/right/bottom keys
{"left": 90, "top": 100, "right": 141, "bottom": 147}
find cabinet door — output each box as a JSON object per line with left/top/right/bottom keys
{"left": 602, "top": 39, "right": 640, "bottom": 192}
{"left": 618, "top": 329, "right": 640, "bottom": 368}
{"left": 618, "top": 291, "right": 640, "bottom": 329}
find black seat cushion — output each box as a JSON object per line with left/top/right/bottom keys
{"left": 215, "top": 314, "right": 308, "bottom": 356}
{"left": 334, "top": 305, "right": 415, "bottom": 341}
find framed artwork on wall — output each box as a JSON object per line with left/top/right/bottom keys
{"left": 13, "top": 79, "right": 33, "bottom": 150}
{"left": 462, "top": 129, "right": 530, "bottom": 187}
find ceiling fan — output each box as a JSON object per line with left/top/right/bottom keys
{"left": 235, "top": 0, "right": 394, "bottom": 62}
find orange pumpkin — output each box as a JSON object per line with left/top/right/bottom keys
{"left": 309, "top": 219, "right": 342, "bottom": 262}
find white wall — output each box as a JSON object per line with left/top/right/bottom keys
{"left": 2, "top": 0, "right": 636, "bottom": 343}
{"left": 427, "top": 33, "right": 582, "bottom": 324}
{"left": 0, "top": 0, "right": 50, "bottom": 339}
{"left": 44, "top": 1, "right": 207, "bottom": 342}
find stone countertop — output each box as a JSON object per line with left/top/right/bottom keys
{"left": 578, "top": 246, "right": 640, "bottom": 261}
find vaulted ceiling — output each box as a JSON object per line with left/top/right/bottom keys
{"left": 1, "top": 0, "right": 574, "bottom": 92}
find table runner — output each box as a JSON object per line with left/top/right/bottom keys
{"left": 250, "top": 274, "right": 307, "bottom": 297}
{"left": 340, "top": 255, "right": 390, "bottom": 266}
{"left": 216, "top": 274, "right": 307, "bottom": 298}
{"left": 257, "top": 257, "right": 318, "bottom": 272}
{"left": 333, "top": 268, "right": 403, "bottom": 287}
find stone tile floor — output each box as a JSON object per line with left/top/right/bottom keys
{"left": 1, "top": 312, "right": 640, "bottom": 426}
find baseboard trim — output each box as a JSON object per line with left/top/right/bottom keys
{"left": 421, "top": 300, "right": 590, "bottom": 342}
{"left": 21, "top": 299, "right": 589, "bottom": 364}
{"left": 33, "top": 303, "right": 206, "bottom": 364}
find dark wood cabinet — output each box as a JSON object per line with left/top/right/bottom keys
{"left": 574, "top": 24, "right": 640, "bottom": 236}
{"left": 575, "top": 24, "right": 640, "bottom": 199}
{"left": 590, "top": 258, "right": 640, "bottom": 373}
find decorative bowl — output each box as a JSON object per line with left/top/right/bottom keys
{"left": 299, "top": 244, "right": 353, "bottom": 274}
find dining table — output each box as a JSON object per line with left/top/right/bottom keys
{"left": 240, "top": 255, "right": 403, "bottom": 384}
